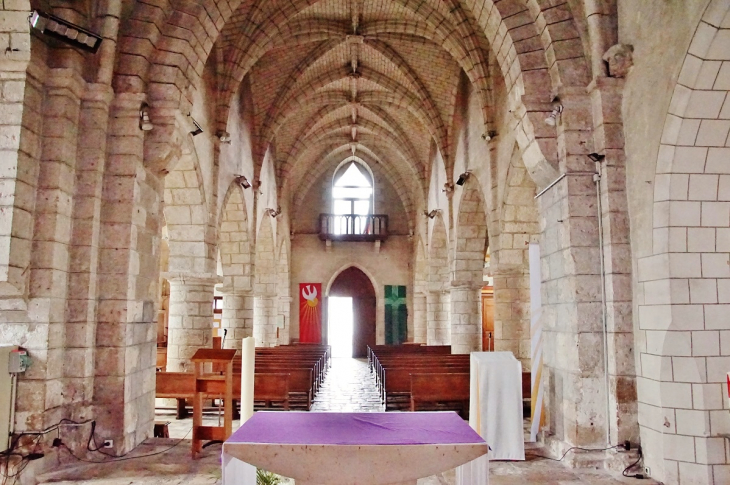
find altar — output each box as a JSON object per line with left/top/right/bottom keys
{"left": 222, "top": 411, "right": 489, "bottom": 485}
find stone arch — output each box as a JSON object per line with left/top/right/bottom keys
{"left": 253, "top": 216, "right": 278, "bottom": 346}
{"left": 637, "top": 2, "right": 730, "bottom": 482}
{"left": 413, "top": 237, "right": 429, "bottom": 343}
{"left": 427, "top": 215, "right": 450, "bottom": 345}
{"left": 218, "top": 182, "right": 252, "bottom": 291}
{"left": 0, "top": 0, "right": 33, "bottom": 298}
{"left": 163, "top": 139, "right": 214, "bottom": 274}
{"left": 451, "top": 177, "right": 489, "bottom": 354}
{"left": 494, "top": 145, "right": 540, "bottom": 367}
{"left": 324, "top": 262, "right": 385, "bottom": 346}
{"left": 453, "top": 179, "right": 489, "bottom": 283}
{"left": 276, "top": 237, "right": 291, "bottom": 344}
{"left": 289, "top": 144, "right": 420, "bottom": 230}
{"left": 217, "top": 182, "right": 254, "bottom": 348}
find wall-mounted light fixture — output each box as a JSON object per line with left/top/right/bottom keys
{"left": 218, "top": 131, "right": 231, "bottom": 144}
{"left": 139, "top": 103, "right": 153, "bottom": 131}
{"left": 456, "top": 171, "right": 470, "bottom": 186}
{"left": 544, "top": 103, "right": 563, "bottom": 127}
{"left": 442, "top": 182, "right": 454, "bottom": 194}
{"left": 235, "top": 175, "right": 251, "bottom": 189}
{"left": 587, "top": 153, "right": 605, "bottom": 162}
{"left": 265, "top": 207, "right": 281, "bottom": 218}
{"left": 423, "top": 209, "right": 440, "bottom": 219}
{"left": 29, "top": 10, "right": 102, "bottom": 53}
{"left": 481, "top": 130, "right": 497, "bottom": 141}
{"left": 188, "top": 115, "right": 203, "bottom": 136}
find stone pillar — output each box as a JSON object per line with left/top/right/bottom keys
{"left": 413, "top": 294, "right": 427, "bottom": 343}
{"left": 164, "top": 273, "right": 221, "bottom": 371}
{"left": 427, "top": 290, "right": 450, "bottom": 345}
{"left": 277, "top": 296, "right": 293, "bottom": 344}
{"left": 449, "top": 283, "right": 482, "bottom": 354}
{"left": 253, "top": 295, "right": 277, "bottom": 347}
{"left": 220, "top": 291, "right": 254, "bottom": 350}
{"left": 589, "top": 77, "right": 637, "bottom": 447}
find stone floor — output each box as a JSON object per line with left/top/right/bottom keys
{"left": 34, "top": 358, "right": 656, "bottom": 485}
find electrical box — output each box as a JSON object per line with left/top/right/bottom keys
{"left": 0, "top": 345, "right": 18, "bottom": 453}
{"left": 9, "top": 349, "right": 30, "bottom": 373}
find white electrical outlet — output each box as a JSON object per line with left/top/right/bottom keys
{"left": 103, "top": 439, "right": 114, "bottom": 448}
{"left": 644, "top": 466, "right": 651, "bottom": 476}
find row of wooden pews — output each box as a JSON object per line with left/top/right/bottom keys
{"left": 156, "top": 344, "right": 330, "bottom": 417}
{"left": 369, "top": 345, "right": 531, "bottom": 419}
{"left": 369, "top": 345, "right": 470, "bottom": 416}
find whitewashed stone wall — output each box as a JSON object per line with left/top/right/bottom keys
{"left": 637, "top": 3, "right": 730, "bottom": 482}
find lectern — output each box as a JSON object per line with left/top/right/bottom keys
{"left": 191, "top": 348, "right": 237, "bottom": 457}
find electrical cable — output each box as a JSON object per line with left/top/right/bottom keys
{"left": 525, "top": 444, "right": 623, "bottom": 462}
{"left": 61, "top": 426, "right": 193, "bottom": 463}
{"left": 623, "top": 446, "right": 645, "bottom": 479}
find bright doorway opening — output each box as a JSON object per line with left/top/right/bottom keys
{"left": 328, "top": 297, "right": 354, "bottom": 358}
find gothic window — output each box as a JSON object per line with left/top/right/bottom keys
{"left": 331, "top": 161, "right": 374, "bottom": 235}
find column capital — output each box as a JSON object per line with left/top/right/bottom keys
{"left": 162, "top": 272, "right": 222, "bottom": 286}
{"left": 449, "top": 280, "right": 484, "bottom": 291}
{"left": 217, "top": 285, "right": 253, "bottom": 296}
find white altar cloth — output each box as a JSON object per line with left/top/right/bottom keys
{"left": 469, "top": 352, "right": 525, "bottom": 460}
{"left": 222, "top": 411, "right": 489, "bottom": 485}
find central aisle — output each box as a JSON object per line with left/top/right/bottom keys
{"left": 310, "top": 357, "right": 384, "bottom": 412}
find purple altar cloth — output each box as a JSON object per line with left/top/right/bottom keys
{"left": 226, "top": 411, "right": 485, "bottom": 446}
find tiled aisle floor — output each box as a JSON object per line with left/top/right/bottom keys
{"left": 36, "top": 357, "right": 657, "bottom": 485}
{"left": 310, "top": 357, "right": 384, "bottom": 412}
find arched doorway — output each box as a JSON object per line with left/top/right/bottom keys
{"left": 329, "top": 267, "right": 377, "bottom": 358}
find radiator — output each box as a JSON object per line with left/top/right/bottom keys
{"left": 0, "top": 345, "right": 18, "bottom": 453}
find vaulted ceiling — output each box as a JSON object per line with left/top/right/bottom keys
{"left": 214, "top": 0, "right": 495, "bottom": 215}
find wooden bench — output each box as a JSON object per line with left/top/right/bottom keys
{"left": 382, "top": 363, "right": 470, "bottom": 409}
{"left": 410, "top": 373, "right": 470, "bottom": 418}
{"left": 155, "top": 371, "right": 290, "bottom": 418}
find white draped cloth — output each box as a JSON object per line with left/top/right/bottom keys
{"left": 469, "top": 352, "right": 525, "bottom": 460}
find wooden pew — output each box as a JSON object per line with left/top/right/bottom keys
{"left": 408, "top": 371, "right": 534, "bottom": 419}
{"left": 410, "top": 373, "right": 470, "bottom": 418}
{"left": 377, "top": 355, "right": 470, "bottom": 399}
{"left": 156, "top": 372, "right": 290, "bottom": 417}
{"left": 382, "top": 362, "right": 470, "bottom": 409}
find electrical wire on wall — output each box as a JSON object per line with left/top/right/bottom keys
{"left": 0, "top": 419, "right": 194, "bottom": 484}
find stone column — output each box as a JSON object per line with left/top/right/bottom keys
{"left": 220, "top": 291, "right": 254, "bottom": 350}
{"left": 413, "top": 294, "right": 427, "bottom": 343}
{"left": 449, "top": 283, "right": 482, "bottom": 354}
{"left": 253, "top": 295, "right": 277, "bottom": 347}
{"left": 277, "top": 296, "right": 293, "bottom": 344}
{"left": 164, "top": 273, "right": 221, "bottom": 371}
{"left": 427, "top": 290, "right": 450, "bottom": 345}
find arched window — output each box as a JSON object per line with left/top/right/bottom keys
{"left": 332, "top": 160, "right": 373, "bottom": 235}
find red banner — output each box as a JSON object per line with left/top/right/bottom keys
{"left": 299, "top": 283, "right": 322, "bottom": 343}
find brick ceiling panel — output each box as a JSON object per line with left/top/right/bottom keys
{"left": 215, "top": 0, "right": 497, "bottom": 205}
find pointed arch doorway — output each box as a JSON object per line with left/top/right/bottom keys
{"left": 328, "top": 267, "right": 376, "bottom": 358}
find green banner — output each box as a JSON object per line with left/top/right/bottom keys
{"left": 384, "top": 285, "right": 407, "bottom": 345}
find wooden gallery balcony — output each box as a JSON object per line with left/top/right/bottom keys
{"left": 318, "top": 214, "right": 389, "bottom": 242}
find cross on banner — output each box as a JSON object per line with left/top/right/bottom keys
{"left": 384, "top": 285, "right": 407, "bottom": 345}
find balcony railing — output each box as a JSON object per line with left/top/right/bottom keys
{"left": 319, "top": 214, "right": 389, "bottom": 242}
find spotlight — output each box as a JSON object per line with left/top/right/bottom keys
{"left": 544, "top": 104, "right": 563, "bottom": 126}
{"left": 265, "top": 207, "right": 281, "bottom": 218}
{"left": 218, "top": 131, "right": 231, "bottom": 144}
{"left": 424, "top": 209, "right": 440, "bottom": 219}
{"left": 139, "top": 103, "right": 153, "bottom": 131}
{"left": 188, "top": 115, "right": 203, "bottom": 136}
{"left": 235, "top": 175, "right": 251, "bottom": 189}
{"left": 481, "top": 131, "right": 497, "bottom": 141}
{"left": 456, "top": 172, "right": 470, "bottom": 186}
{"left": 588, "top": 153, "right": 605, "bottom": 162}
{"left": 29, "top": 10, "right": 102, "bottom": 53}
